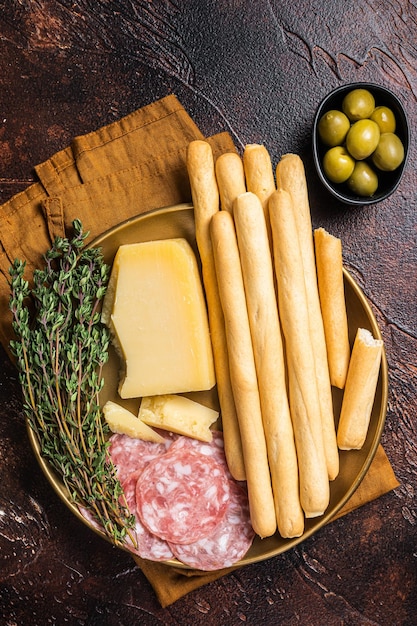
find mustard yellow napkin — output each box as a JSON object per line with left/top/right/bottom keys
{"left": 0, "top": 95, "right": 399, "bottom": 608}
{"left": 0, "top": 95, "right": 234, "bottom": 355}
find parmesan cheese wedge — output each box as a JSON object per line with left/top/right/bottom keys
{"left": 103, "top": 400, "right": 165, "bottom": 443}
{"left": 138, "top": 394, "right": 219, "bottom": 442}
{"left": 102, "top": 238, "right": 216, "bottom": 399}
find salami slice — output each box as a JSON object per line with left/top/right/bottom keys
{"left": 136, "top": 447, "right": 230, "bottom": 544}
{"left": 169, "top": 479, "right": 255, "bottom": 570}
{"left": 120, "top": 470, "right": 173, "bottom": 562}
{"left": 169, "top": 430, "right": 231, "bottom": 475}
{"left": 108, "top": 433, "right": 168, "bottom": 482}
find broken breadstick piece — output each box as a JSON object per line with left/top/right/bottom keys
{"left": 314, "top": 227, "right": 350, "bottom": 389}
{"left": 337, "top": 328, "right": 383, "bottom": 450}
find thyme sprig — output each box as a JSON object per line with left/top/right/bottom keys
{"left": 9, "top": 219, "right": 135, "bottom": 548}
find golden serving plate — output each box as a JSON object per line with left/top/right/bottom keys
{"left": 28, "top": 203, "right": 388, "bottom": 569}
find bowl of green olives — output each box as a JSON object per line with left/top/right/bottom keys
{"left": 312, "top": 83, "right": 409, "bottom": 205}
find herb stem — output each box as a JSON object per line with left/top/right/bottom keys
{"left": 9, "top": 220, "right": 135, "bottom": 548}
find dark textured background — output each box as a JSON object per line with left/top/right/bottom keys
{"left": 0, "top": 1, "right": 416, "bottom": 624}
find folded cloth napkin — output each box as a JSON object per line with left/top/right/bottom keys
{"left": 0, "top": 94, "right": 234, "bottom": 354}
{"left": 0, "top": 95, "right": 399, "bottom": 607}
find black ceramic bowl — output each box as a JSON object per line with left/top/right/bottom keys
{"left": 312, "top": 82, "right": 410, "bottom": 206}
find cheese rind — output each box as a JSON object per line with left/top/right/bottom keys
{"left": 102, "top": 238, "right": 216, "bottom": 398}
{"left": 103, "top": 400, "right": 165, "bottom": 442}
{"left": 138, "top": 394, "right": 219, "bottom": 442}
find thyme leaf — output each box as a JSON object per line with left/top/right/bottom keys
{"left": 9, "top": 219, "right": 136, "bottom": 548}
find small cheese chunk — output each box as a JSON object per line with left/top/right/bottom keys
{"left": 102, "top": 238, "right": 216, "bottom": 398}
{"left": 103, "top": 400, "right": 165, "bottom": 443}
{"left": 138, "top": 394, "right": 219, "bottom": 442}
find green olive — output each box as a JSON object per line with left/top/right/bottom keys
{"left": 342, "top": 88, "right": 375, "bottom": 121}
{"left": 372, "top": 132, "right": 405, "bottom": 171}
{"left": 318, "top": 110, "right": 351, "bottom": 147}
{"left": 347, "top": 162, "right": 378, "bottom": 197}
{"left": 370, "top": 106, "right": 396, "bottom": 133}
{"left": 323, "top": 146, "right": 355, "bottom": 183}
{"left": 346, "top": 119, "right": 380, "bottom": 160}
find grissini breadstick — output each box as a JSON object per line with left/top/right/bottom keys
{"left": 234, "top": 192, "right": 304, "bottom": 538}
{"left": 210, "top": 209, "right": 277, "bottom": 538}
{"left": 215, "top": 151, "right": 246, "bottom": 213}
{"left": 243, "top": 143, "right": 275, "bottom": 208}
{"left": 243, "top": 144, "right": 276, "bottom": 246}
{"left": 187, "top": 140, "right": 246, "bottom": 481}
{"left": 337, "top": 328, "right": 383, "bottom": 450}
{"left": 314, "top": 227, "right": 350, "bottom": 389}
{"left": 269, "top": 189, "right": 330, "bottom": 518}
{"left": 276, "top": 154, "right": 339, "bottom": 481}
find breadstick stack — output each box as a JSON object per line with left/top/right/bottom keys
{"left": 276, "top": 154, "right": 339, "bottom": 482}
{"left": 186, "top": 141, "right": 383, "bottom": 540}
{"left": 233, "top": 191, "right": 304, "bottom": 538}
{"left": 211, "top": 209, "right": 277, "bottom": 538}
{"left": 187, "top": 141, "right": 246, "bottom": 481}
{"left": 269, "top": 188, "right": 330, "bottom": 517}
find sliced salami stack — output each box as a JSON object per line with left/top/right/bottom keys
{"left": 105, "top": 430, "right": 255, "bottom": 570}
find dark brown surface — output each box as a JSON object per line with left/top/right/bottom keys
{"left": 0, "top": 1, "right": 416, "bottom": 624}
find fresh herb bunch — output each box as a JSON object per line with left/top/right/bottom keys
{"left": 9, "top": 219, "right": 136, "bottom": 548}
